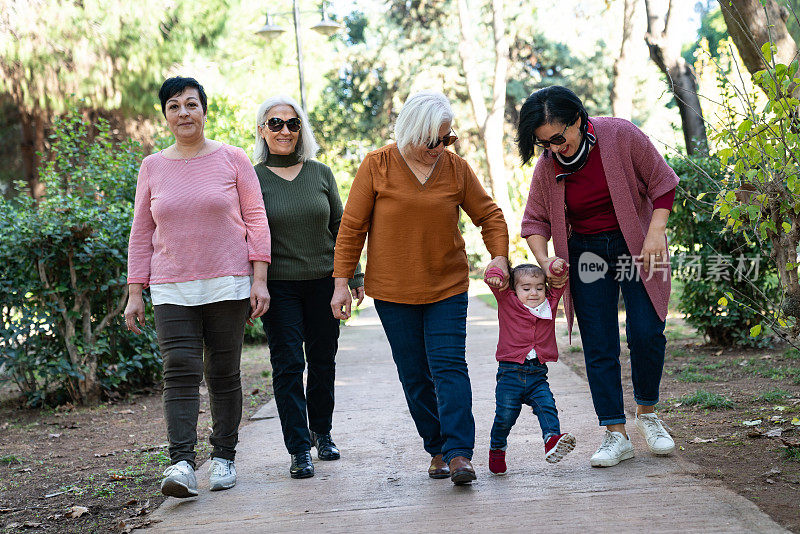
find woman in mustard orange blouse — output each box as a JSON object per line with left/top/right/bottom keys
{"left": 331, "top": 91, "right": 509, "bottom": 485}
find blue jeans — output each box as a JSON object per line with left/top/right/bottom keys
{"left": 568, "top": 230, "right": 667, "bottom": 426}
{"left": 373, "top": 292, "right": 474, "bottom": 464}
{"left": 490, "top": 359, "right": 560, "bottom": 450}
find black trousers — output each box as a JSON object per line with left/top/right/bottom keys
{"left": 261, "top": 277, "right": 340, "bottom": 454}
{"left": 153, "top": 299, "right": 249, "bottom": 468}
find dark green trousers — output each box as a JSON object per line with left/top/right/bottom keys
{"left": 154, "top": 299, "right": 249, "bottom": 468}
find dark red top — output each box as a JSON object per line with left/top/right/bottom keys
{"left": 563, "top": 143, "right": 675, "bottom": 235}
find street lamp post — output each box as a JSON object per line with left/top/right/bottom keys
{"left": 290, "top": 0, "right": 307, "bottom": 112}
{"left": 256, "top": 1, "right": 342, "bottom": 113}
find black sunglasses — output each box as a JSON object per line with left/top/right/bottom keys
{"left": 428, "top": 131, "right": 458, "bottom": 149}
{"left": 533, "top": 118, "right": 577, "bottom": 149}
{"left": 264, "top": 117, "right": 302, "bottom": 132}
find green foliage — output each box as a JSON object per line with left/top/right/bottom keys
{"left": 204, "top": 96, "right": 253, "bottom": 156}
{"left": 154, "top": 95, "right": 253, "bottom": 156}
{"left": 785, "top": 445, "right": 800, "bottom": 461}
{"left": 0, "top": 0, "right": 231, "bottom": 116}
{"left": 682, "top": 4, "right": 727, "bottom": 64}
{"left": 668, "top": 154, "right": 778, "bottom": 347}
{"left": 711, "top": 49, "right": 800, "bottom": 340}
{"left": 679, "top": 389, "right": 735, "bottom": 409}
{"left": 753, "top": 388, "right": 791, "bottom": 402}
{"left": 476, "top": 293, "right": 498, "bottom": 310}
{"left": 244, "top": 321, "right": 267, "bottom": 344}
{"left": 0, "top": 455, "right": 24, "bottom": 466}
{"left": 310, "top": 60, "right": 392, "bottom": 199}
{"left": 0, "top": 109, "right": 160, "bottom": 406}
{"left": 675, "top": 368, "right": 715, "bottom": 382}
{"left": 785, "top": 347, "right": 800, "bottom": 360}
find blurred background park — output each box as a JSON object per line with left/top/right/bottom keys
{"left": 0, "top": 0, "right": 798, "bottom": 407}
{"left": 1, "top": 0, "right": 799, "bottom": 405}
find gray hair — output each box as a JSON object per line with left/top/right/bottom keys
{"left": 394, "top": 91, "right": 454, "bottom": 151}
{"left": 253, "top": 95, "right": 319, "bottom": 162}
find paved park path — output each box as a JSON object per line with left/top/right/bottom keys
{"left": 142, "top": 297, "right": 787, "bottom": 533}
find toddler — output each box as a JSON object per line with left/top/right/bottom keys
{"left": 484, "top": 260, "right": 575, "bottom": 474}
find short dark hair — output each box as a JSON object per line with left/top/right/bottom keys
{"left": 510, "top": 263, "right": 546, "bottom": 291}
{"left": 516, "top": 85, "right": 588, "bottom": 165}
{"left": 158, "top": 76, "right": 208, "bottom": 117}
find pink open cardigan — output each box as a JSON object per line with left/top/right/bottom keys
{"left": 520, "top": 117, "right": 680, "bottom": 339}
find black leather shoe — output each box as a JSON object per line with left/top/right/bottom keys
{"left": 310, "top": 431, "right": 341, "bottom": 461}
{"left": 290, "top": 451, "right": 314, "bottom": 479}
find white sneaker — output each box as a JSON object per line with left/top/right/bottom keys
{"left": 635, "top": 413, "right": 675, "bottom": 455}
{"left": 590, "top": 430, "right": 634, "bottom": 467}
{"left": 209, "top": 457, "right": 237, "bottom": 491}
{"left": 161, "top": 460, "right": 198, "bottom": 498}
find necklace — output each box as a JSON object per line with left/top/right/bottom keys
{"left": 399, "top": 148, "right": 442, "bottom": 184}
{"left": 174, "top": 141, "right": 205, "bottom": 164}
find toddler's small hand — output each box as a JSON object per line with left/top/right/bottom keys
{"left": 486, "top": 276, "right": 503, "bottom": 287}
{"left": 549, "top": 258, "right": 567, "bottom": 276}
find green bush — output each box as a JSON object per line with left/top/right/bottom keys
{"left": 0, "top": 110, "right": 160, "bottom": 406}
{"left": 668, "top": 154, "right": 779, "bottom": 347}
{"left": 244, "top": 320, "right": 267, "bottom": 344}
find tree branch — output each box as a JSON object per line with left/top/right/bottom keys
{"left": 93, "top": 285, "right": 128, "bottom": 338}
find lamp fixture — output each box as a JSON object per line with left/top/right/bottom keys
{"left": 256, "top": 12, "right": 286, "bottom": 39}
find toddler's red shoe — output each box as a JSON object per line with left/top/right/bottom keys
{"left": 488, "top": 449, "right": 507, "bottom": 475}
{"left": 544, "top": 432, "right": 576, "bottom": 464}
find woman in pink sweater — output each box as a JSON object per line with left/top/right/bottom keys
{"left": 124, "top": 77, "right": 271, "bottom": 497}
{"left": 517, "top": 86, "right": 679, "bottom": 468}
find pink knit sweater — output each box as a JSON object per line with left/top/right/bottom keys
{"left": 521, "top": 117, "right": 680, "bottom": 337}
{"left": 127, "top": 144, "right": 271, "bottom": 286}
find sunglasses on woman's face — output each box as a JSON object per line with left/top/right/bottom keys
{"left": 265, "top": 117, "right": 302, "bottom": 132}
{"left": 428, "top": 131, "right": 458, "bottom": 149}
{"left": 533, "top": 118, "right": 576, "bottom": 149}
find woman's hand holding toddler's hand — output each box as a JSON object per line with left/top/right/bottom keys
{"left": 484, "top": 256, "right": 510, "bottom": 290}
{"left": 543, "top": 257, "right": 569, "bottom": 288}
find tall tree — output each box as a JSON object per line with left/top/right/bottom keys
{"left": 718, "top": 0, "right": 799, "bottom": 78}
{"left": 611, "top": 0, "right": 638, "bottom": 119}
{"left": 457, "top": 0, "right": 514, "bottom": 223}
{"left": 0, "top": 0, "right": 229, "bottom": 198}
{"left": 644, "top": 0, "right": 709, "bottom": 155}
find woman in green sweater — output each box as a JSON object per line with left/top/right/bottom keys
{"left": 253, "top": 95, "right": 364, "bottom": 479}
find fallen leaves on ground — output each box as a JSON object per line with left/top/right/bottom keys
{"left": 65, "top": 505, "right": 89, "bottom": 518}
{"left": 690, "top": 437, "right": 717, "bottom": 443}
{"left": 117, "top": 517, "right": 155, "bottom": 533}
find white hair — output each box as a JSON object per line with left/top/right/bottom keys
{"left": 253, "top": 95, "right": 319, "bottom": 162}
{"left": 394, "top": 91, "right": 454, "bottom": 150}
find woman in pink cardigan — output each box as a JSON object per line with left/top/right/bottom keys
{"left": 517, "top": 86, "right": 679, "bottom": 467}
{"left": 124, "top": 77, "right": 271, "bottom": 497}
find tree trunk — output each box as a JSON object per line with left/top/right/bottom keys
{"left": 457, "top": 0, "right": 515, "bottom": 226}
{"left": 719, "top": 0, "right": 799, "bottom": 77}
{"left": 611, "top": 0, "right": 637, "bottom": 120}
{"left": 19, "top": 110, "right": 45, "bottom": 199}
{"left": 644, "top": 0, "right": 709, "bottom": 156}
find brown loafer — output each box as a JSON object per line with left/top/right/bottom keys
{"left": 428, "top": 454, "right": 450, "bottom": 479}
{"left": 449, "top": 456, "right": 477, "bottom": 485}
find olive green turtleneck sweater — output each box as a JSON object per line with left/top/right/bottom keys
{"left": 255, "top": 155, "right": 363, "bottom": 288}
